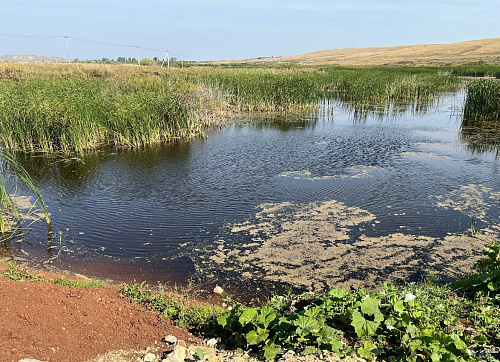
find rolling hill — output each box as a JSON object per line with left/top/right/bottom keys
{"left": 228, "top": 38, "right": 500, "bottom": 66}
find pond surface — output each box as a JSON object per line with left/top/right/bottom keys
{"left": 5, "top": 91, "right": 500, "bottom": 299}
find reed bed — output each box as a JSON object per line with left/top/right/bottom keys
{"left": 196, "top": 66, "right": 460, "bottom": 113}
{"left": 463, "top": 79, "right": 500, "bottom": 121}
{"left": 0, "top": 63, "right": 461, "bottom": 153}
{"left": 447, "top": 65, "right": 500, "bottom": 79}
{"left": 0, "top": 65, "right": 206, "bottom": 153}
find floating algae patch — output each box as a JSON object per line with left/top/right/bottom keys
{"left": 188, "top": 192, "right": 500, "bottom": 291}
{"left": 432, "top": 184, "right": 500, "bottom": 222}
{"left": 1, "top": 195, "right": 47, "bottom": 233}
{"left": 278, "top": 165, "right": 381, "bottom": 181}
{"left": 401, "top": 151, "right": 452, "bottom": 159}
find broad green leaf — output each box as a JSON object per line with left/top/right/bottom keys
{"left": 246, "top": 330, "right": 259, "bottom": 345}
{"left": 217, "top": 314, "right": 229, "bottom": 328}
{"left": 328, "top": 340, "right": 344, "bottom": 353}
{"left": 351, "top": 310, "right": 380, "bottom": 337}
{"left": 431, "top": 352, "right": 442, "bottom": 362}
{"left": 294, "top": 315, "right": 321, "bottom": 331}
{"left": 329, "top": 288, "right": 348, "bottom": 299}
{"left": 315, "top": 325, "right": 336, "bottom": 341}
{"left": 304, "top": 306, "right": 321, "bottom": 318}
{"left": 263, "top": 345, "right": 280, "bottom": 360}
{"left": 274, "top": 317, "right": 292, "bottom": 332}
{"left": 258, "top": 306, "right": 277, "bottom": 328}
{"left": 360, "top": 296, "right": 381, "bottom": 316}
{"left": 239, "top": 308, "right": 258, "bottom": 325}
{"left": 246, "top": 329, "right": 269, "bottom": 346}
{"left": 393, "top": 299, "right": 405, "bottom": 313}
{"left": 357, "top": 340, "right": 380, "bottom": 359}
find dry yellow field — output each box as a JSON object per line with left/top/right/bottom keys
{"left": 224, "top": 38, "right": 500, "bottom": 66}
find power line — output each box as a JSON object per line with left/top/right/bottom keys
{"left": 0, "top": 32, "right": 62, "bottom": 39}
{"left": 0, "top": 32, "right": 170, "bottom": 55}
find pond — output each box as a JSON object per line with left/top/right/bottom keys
{"left": 4, "top": 90, "right": 500, "bottom": 299}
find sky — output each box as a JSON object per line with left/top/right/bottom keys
{"left": 0, "top": 0, "right": 499, "bottom": 61}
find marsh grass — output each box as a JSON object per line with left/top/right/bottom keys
{"left": 0, "top": 63, "right": 461, "bottom": 153}
{"left": 196, "top": 66, "right": 460, "bottom": 115}
{"left": 463, "top": 79, "right": 500, "bottom": 121}
{"left": 1, "top": 261, "right": 105, "bottom": 288}
{"left": 0, "top": 150, "right": 51, "bottom": 236}
{"left": 0, "top": 69, "right": 203, "bottom": 153}
{"left": 447, "top": 65, "right": 500, "bottom": 79}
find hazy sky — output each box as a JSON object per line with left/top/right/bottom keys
{"left": 1, "top": 0, "right": 499, "bottom": 61}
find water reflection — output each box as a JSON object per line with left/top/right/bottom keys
{"left": 312, "top": 94, "right": 454, "bottom": 124}
{"left": 461, "top": 118, "right": 500, "bottom": 157}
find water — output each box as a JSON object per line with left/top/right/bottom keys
{"left": 4, "top": 91, "right": 500, "bottom": 298}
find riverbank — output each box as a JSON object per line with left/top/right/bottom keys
{"left": 0, "top": 262, "right": 367, "bottom": 362}
{"left": 0, "top": 262, "right": 197, "bottom": 362}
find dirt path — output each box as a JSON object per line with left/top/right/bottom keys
{"left": 0, "top": 272, "right": 199, "bottom": 362}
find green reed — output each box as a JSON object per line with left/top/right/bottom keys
{"left": 195, "top": 66, "right": 460, "bottom": 113}
{"left": 0, "top": 66, "right": 203, "bottom": 153}
{"left": 447, "top": 65, "right": 500, "bottom": 79}
{"left": 0, "top": 150, "right": 51, "bottom": 235}
{"left": 0, "top": 63, "right": 461, "bottom": 154}
{"left": 463, "top": 79, "right": 500, "bottom": 121}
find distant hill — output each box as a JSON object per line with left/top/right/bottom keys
{"left": 225, "top": 38, "right": 500, "bottom": 66}
{"left": 0, "top": 54, "right": 68, "bottom": 63}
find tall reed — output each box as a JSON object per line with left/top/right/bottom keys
{"left": 0, "top": 70, "right": 203, "bottom": 153}
{"left": 0, "top": 63, "right": 461, "bottom": 154}
{"left": 463, "top": 79, "right": 500, "bottom": 121}
{"left": 195, "top": 66, "right": 460, "bottom": 113}
{"left": 0, "top": 150, "right": 51, "bottom": 236}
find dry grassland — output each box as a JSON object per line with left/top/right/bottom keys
{"left": 224, "top": 38, "right": 500, "bottom": 66}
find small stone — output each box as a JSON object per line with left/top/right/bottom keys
{"left": 141, "top": 352, "right": 157, "bottom": 362}
{"left": 206, "top": 338, "right": 218, "bottom": 347}
{"left": 213, "top": 285, "right": 224, "bottom": 295}
{"left": 163, "top": 345, "right": 187, "bottom": 362}
{"left": 75, "top": 273, "right": 90, "bottom": 280}
{"left": 18, "top": 359, "right": 46, "bottom": 362}
{"left": 162, "top": 335, "right": 178, "bottom": 346}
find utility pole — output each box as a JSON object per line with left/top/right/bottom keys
{"left": 161, "top": 50, "right": 169, "bottom": 68}
{"left": 136, "top": 46, "right": 140, "bottom": 66}
{"left": 64, "top": 35, "right": 70, "bottom": 63}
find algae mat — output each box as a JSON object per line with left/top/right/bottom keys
{"left": 191, "top": 184, "right": 500, "bottom": 291}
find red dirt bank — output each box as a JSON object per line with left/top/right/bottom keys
{"left": 0, "top": 271, "right": 199, "bottom": 362}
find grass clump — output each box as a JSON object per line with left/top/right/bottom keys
{"left": 196, "top": 66, "right": 460, "bottom": 114}
{"left": 447, "top": 65, "right": 500, "bottom": 79}
{"left": 1, "top": 261, "right": 104, "bottom": 288}
{"left": 121, "top": 283, "right": 226, "bottom": 332}
{"left": 0, "top": 72, "right": 202, "bottom": 153}
{"left": 463, "top": 79, "right": 500, "bottom": 121}
{"left": 0, "top": 149, "right": 51, "bottom": 237}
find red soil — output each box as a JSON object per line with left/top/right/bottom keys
{"left": 0, "top": 271, "right": 200, "bottom": 362}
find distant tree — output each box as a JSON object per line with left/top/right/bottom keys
{"left": 139, "top": 58, "right": 155, "bottom": 66}
{"left": 117, "top": 57, "right": 126, "bottom": 63}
